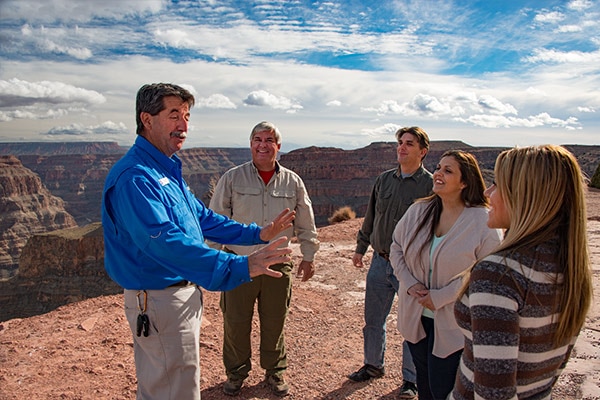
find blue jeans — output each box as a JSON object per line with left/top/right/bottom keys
{"left": 363, "top": 252, "right": 416, "bottom": 384}
{"left": 407, "top": 316, "right": 462, "bottom": 400}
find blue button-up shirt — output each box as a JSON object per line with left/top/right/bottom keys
{"left": 102, "top": 136, "right": 265, "bottom": 291}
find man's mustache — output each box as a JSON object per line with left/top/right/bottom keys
{"left": 170, "top": 132, "right": 187, "bottom": 139}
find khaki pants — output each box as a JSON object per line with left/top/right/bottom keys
{"left": 221, "top": 262, "right": 292, "bottom": 380}
{"left": 124, "top": 285, "right": 202, "bottom": 400}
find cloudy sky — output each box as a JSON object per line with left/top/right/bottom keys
{"left": 0, "top": 0, "right": 598, "bottom": 151}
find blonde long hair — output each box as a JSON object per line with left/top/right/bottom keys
{"left": 462, "top": 145, "right": 592, "bottom": 344}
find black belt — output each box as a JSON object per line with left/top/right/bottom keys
{"left": 168, "top": 280, "right": 195, "bottom": 287}
{"left": 378, "top": 252, "right": 390, "bottom": 261}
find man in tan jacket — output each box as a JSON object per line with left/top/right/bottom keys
{"left": 209, "top": 121, "right": 319, "bottom": 397}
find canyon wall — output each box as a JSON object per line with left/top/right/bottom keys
{"left": 4, "top": 141, "right": 599, "bottom": 228}
{"left": 15, "top": 147, "right": 252, "bottom": 225}
{"left": 0, "top": 155, "right": 77, "bottom": 278}
{"left": 0, "top": 223, "right": 120, "bottom": 321}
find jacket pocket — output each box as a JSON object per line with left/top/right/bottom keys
{"left": 376, "top": 189, "right": 393, "bottom": 214}
{"left": 270, "top": 189, "right": 296, "bottom": 198}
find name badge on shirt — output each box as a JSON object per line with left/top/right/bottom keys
{"left": 158, "top": 177, "right": 170, "bottom": 186}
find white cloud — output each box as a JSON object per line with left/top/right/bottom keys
{"left": 43, "top": 121, "right": 128, "bottom": 136}
{"left": 361, "top": 92, "right": 516, "bottom": 122}
{"left": 452, "top": 92, "right": 479, "bottom": 103}
{"left": 0, "top": 108, "right": 69, "bottom": 122}
{"left": 411, "top": 94, "right": 461, "bottom": 116}
{"left": 20, "top": 24, "right": 33, "bottom": 35}
{"left": 362, "top": 100, "right": 406, "bottom": 116}
{"left": 457, "top": 112, "right": 579, "bottom": 129}
{"left": 153, "top": 29, "right": 196, "bottom": 49}
{"left": 524, "top": 48, "right": 600, "bottom": 63}
{"left": 243, "top": 90, "right": 303, "bottom": 113}
{"left": 534, "top": 11, "right": 565, "bottom": 24}
{"left": 0, "top": 0, "right": 165, "bottom": 22}
{"left": 0, "top": 78, "right": 106, "bottom": 123}
{"left": 196, "top": 94, "right": 237, "bottom": 109}
{"left": 326, "top": 100, "right": 342, "bottom": 107}
{"left": 568, "top": 0, "right": 594, "bottom": 11}
{"left": 12, "top": 23, "right": 96, "bottom": 61}
{"left": 556, "top": 24, "right": 583, "bottom": 33}
{"left": 0, "top": 78, "right": 105, "bottom": 108}
{"left": 144, "top": 16, "right": 433, "bottom": 64}
{"left": 578, "top": 106, "right": 596, "bottom": 113}
{"left": 361, "top": 123, "right": 401, "bottom": 137}
{"left": 477, "top": 95, "right": 517, "bottom": 115}
{"left": 525, "top": 87, "right": 548, "bottom": 96}
{"left": 40, "top": 39, "right": 93, "bottom": 60}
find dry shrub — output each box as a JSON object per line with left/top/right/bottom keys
{"left": 328, "top": 206, "right": 356, "bottom": 224}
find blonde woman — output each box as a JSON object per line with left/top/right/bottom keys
{"left": 390, "top": 150, "right": 502, "bottom": 400}
{"left": 450, "top": 145, "right": 593, "bottom": 399}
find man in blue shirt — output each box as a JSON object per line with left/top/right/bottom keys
{"left": 102, "top": 83, "right": 294, "bottom": 400}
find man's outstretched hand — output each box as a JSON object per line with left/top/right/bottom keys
{"left": 260, "top": 208, "right": 296, "bottom": 242}
{"left": 248, "top": 237, "right": 292, "bottom": 278}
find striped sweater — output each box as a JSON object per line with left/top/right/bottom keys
{"left": 450, "top": 237, "right": 578, "bottom": 400}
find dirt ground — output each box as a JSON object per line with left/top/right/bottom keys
{"left": 1, "top": 188, "right": 599, "bottom": 400}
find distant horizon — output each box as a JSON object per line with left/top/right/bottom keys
{"left": 1, "top": 138, "right": 599, "bottom": 155}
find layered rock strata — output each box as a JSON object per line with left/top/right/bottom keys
{"left": 0, "top": 156, "right": 77, "bottom": 277}
{"left": 0, "top": 223, "right": 119, "bottom": 322}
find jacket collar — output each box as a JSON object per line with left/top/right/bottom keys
{"left": 134, "top": 135, "right": 182, "bottom": 171}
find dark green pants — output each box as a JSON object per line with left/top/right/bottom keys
{"left": 221, "top": 262, "right": 292, "bottom": 380}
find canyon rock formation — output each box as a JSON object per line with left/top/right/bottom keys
{"left": 0, "top": 222, "right": 121, "bottom": 321}
{"left": 0, "top": 155, "right": 77, "bottom": 278}
{"left": 3, "top": 141, "right": 599, "bottom": 228}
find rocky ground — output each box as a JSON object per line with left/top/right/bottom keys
{"left": 1, "top": 188, "right": 599, "bottom": 400}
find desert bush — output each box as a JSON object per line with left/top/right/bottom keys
{"left": 328, "top": 206, "right": 356, "bottom": 224}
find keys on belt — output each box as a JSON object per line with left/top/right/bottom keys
{"left": 135, "top": 281, "right": 195, "bottom": 338}
{"left": 136, "top": 290, "right": 150, "bottom": 337}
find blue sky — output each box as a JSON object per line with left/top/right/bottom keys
{"left": 0, "top": 0, "right": 598, "bottom": 151}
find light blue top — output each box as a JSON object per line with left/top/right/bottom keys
{"left": 423, "top": 234, "right": 445, "bottom": 318}
{"left": 102, "top": 136, "right": 265, "bottom": 291}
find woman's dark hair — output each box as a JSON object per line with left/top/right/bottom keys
{"left": 408, "top": 150, "right": 487, "bottom": 261}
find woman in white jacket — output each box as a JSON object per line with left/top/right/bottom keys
{"left": 390, "top": 150, "right": 502, "bottom": 400}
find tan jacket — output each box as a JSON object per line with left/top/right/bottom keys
{"left": 390, "top": 201, "right": 502, "bottom": 357}
{"left": 209, "top": 161, "right": 319, "bottom": 261}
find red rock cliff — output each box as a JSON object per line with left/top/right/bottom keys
{"left": 0, "top": 156, "right": 77, "bottom": 277}
{"left": 0, "top": 223, "right": 120, "bottom": 322}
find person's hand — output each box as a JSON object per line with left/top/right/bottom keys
{"left": 247, "top": 237, "right": 292, "bottom": 278}
{"left": 260, "top": 208, "right": 296, "bottom": 242}
{"left": 407, "top": 283, "right": 428, "bottom": 298}
{"left": 296, "top": 260, "right": 315, "bottom": 282}
{"left": 416, "top": 291, "right": 435, "bottom": 310}
{"left": 352, "top": 252, "right": 364, "bottom": 268}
